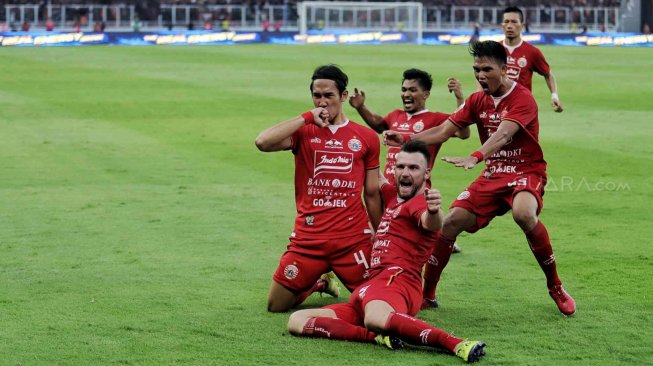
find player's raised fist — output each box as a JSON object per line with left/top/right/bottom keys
{"left": 424, "top": 188, "right": 442, "bottom": 214}
{"left": 312, "top": 107, "right": 330, "bottom": 127}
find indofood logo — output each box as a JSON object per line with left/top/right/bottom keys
{"left": 313, "top": 151, "right": 353, "bottom": 177}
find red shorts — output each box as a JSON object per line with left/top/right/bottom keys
{"left": 451, "top": 174, "right": 546, "bottom": 233}
{"left": 272, "top": 234, "right": 372, "bottom": 293}
{"left": 324, "top": 267, "right": 422, "bottom": 325}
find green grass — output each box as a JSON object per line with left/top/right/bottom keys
{"left": 0, "top": 44, "right": 652, "bottom": 365}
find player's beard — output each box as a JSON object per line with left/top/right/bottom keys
{"left": 397, "top": 180, "right": 423, "bottom": 200}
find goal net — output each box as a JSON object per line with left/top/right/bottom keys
{"left": 297, "top": 1, "right": 423, "bottom": 44}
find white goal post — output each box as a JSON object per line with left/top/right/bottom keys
{"left": 297, "top": 1, "right": 424, "bottom": 44}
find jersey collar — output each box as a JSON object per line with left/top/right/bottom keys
{"left": 327, "top": 119, "right": 349, "bottom": 133}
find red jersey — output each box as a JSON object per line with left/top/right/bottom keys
{"left": 449, "top": 82, "right": 547, "bottom": 178}
{"left": 501, "top": 40, "right": 550, "bottom": 91}
{"left": 290, "top": 120, "right": 380, "bottom": 239}
{"left": 382, "top": 109, "right": 449, "bottom": 182}
{"left": 369, "top": 183, "right": 437, "bottom": 281}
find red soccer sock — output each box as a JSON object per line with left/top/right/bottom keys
{"left": 525, "top": 220, "right": 562, "bottom": 289}
{"left": 422, "top": 232, "right": 456, "bottom": 300}
{"left": 384, "top": 312, "right": 462, "bottom": 352}
{"left": 302, "top": 317, "right": 377, "bottom": 343}
{"left": 293, "top": 279, "right": 327, "bottom": 307}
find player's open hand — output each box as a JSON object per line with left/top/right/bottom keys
{"left": 424, "top": 188, "right": 442, "bottom": 214}
{"left": 551, "top": 97, "right": 564, "bottom": 113}
{"left": 442, "top": 156, "right": 479, "bottom": 170}
{"left": 382, "top": 130, "right": 405, "bottom": 147}
{"left": 447, "top": 77, "right": 464, "bottom": 100}
{"left": 348, "top": 88, "right": 366, "bottom": 109}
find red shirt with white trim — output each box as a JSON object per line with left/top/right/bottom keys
{"left": 290, "top": 120, "right": 380, "bottom": 239}
{"left": 382, "top": 109, "right": 449, "bottom": 183}
{"left": 449, "top": 82, "right": 547, "bottom": 178}
{"left": 369, "top": 183, "right": 437, "bottom": 281}
{"left": 501, "top": 40, "right": 550, "bottom": 91}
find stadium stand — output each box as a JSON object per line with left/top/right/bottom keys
{"left": 0, "top": 0, "right": 625, "bottom": 32}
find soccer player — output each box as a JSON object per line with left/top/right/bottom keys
{"left": 255, "top": 65, "right": 382, "bottom": 313}
{"left": 287, "top": 140, "right": 486, "bottom": 363}
{"left": 501, "top": 6, "right": 564, "bottom": 113}
{"left": 349, "top": 68, "right": 469, "bottom": 184}
{"left": 383, "top": 41, "right": 576, "bottom": 316}
{"left": 349, "top": 68, "right": 469, "bottom": 307}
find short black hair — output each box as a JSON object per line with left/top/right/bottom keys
{"left": 310, "top": 64, "right": 348, "bottom": 95}
{"left": 503, "top": 6, "right": 524, "bottom": 23}
{"left": 469, "top": 40, "right": 507, "bottom": 66}
{"left": 402, "top": 68, "right": 433, "bottom": 91}
{"left": 400, "top": 139, "right": 430, "bottom": 166}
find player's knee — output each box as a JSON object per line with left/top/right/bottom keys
{"left": 512, "top": 210, "right": 537, "bottom": 231}
{"left": 287, "top": 311, "right": 309, "bottom": 335}
{"left": 267, "top": 298, "right": 291, "bottom": 313}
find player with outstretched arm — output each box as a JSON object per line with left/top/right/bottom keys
{"left": 384, "top": 41, "right": 576, "bottom": 316}
{"left": 287, "top": 140, "right": 486, "bottom": 363}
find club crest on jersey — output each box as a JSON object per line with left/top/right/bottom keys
{"left": 518, "top": 57, "right": 527, "bottom": 67}
{"left": 348, "top": 138, "right": 362, "bottom": 152}
{"left": 324, "top": 139, "right": 344, "bottom": 149}
{"left": 305, "top": 215, "right": 315, "bottom": 225}
{"left": 457, "top": 190, "right": 471, "bottom": 200}
{"left": 413, "top": 121, "right": 424, "bottom": 132}
{"left": 314, "top": 151, "right": 354, "bottom": 177}
{"left": 284, "top": 264, "right": 299, "bottom": 280}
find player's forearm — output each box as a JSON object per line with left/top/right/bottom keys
{"left": 355, "top": 105, "right": 386, "bottom": 133}
{"left": 544, "top": 72, "right": 558, "bottom": 95}
{"left": 364, "top": 191, "right": 382, "bottom": 230}
{"left": 422, "top": 210, "right": 444, "bottom": 232}
{"left": 255, "top": 116, "right": 304, "bottom": 152}
{"left": 476, "top": 121, "right": 520, "bottom": 159}
{"left": 412, "top": 126, "right": 451, "bottom": 145}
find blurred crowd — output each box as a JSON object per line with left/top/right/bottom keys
{"left": 0, "top": 0, "right": 622, "bottom": 6}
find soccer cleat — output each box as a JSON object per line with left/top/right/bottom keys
{"left": 421, "top": 297, "right": 440, "bottom": 310}
{"left": 374, "top": 335, "right": 404, "bottom": 350}
{"left": 454, "top": 340, "right": 486, "bottom": 363}
{"left": 320, "top": 272, "right": 340, "bottom": 298}
{"left": 549, "top": 285, "right": 576, "bottom": 316}
{"left": 452, "top": 242, "right": 462, "bottom": 254}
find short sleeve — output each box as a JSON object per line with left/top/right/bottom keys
{"left": 448, "top": 95, "right": 478, "bottom": 128}
{"left": 531, "top": 47, "right": 551, "bottom": 76}
{"left": 364, "top": 130, "right": 381, "bottom": 170}
{"left": 503, "top": 93, "right": 538, "bottom": 128}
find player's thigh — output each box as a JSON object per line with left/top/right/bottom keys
{"left": 363, "top": 300, "right": 395, "bottom": 332}
{"left": 443, "top": 207, "right": 478, "bottom": 235}
{"left": 511, "top": 190, "right": 540, "bottom": 231}
{"left": 272, "top": 250, "right": 329, "bottom": 293}
{"left": 330, "top": 238, "right": 372, "bottom": 291}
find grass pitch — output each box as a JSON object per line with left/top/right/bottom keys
{"left": 1, "top": 44, "right": 652, "bottom": 365}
